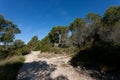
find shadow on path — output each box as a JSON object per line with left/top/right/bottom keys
{"left": 17, "top": 61, "right": 68, "bottom": 80}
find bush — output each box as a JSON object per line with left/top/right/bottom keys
{"left": 70, "top": 41, "right": 120, "bottom": 73}
{"left": 40, "top": 45, "right": 51, "bottom": 52}
{"left": 19, "top": 46, "right": 31, "bottom": 55}
{"left": 9, "top": 46, "right": 31, "bottom": 56}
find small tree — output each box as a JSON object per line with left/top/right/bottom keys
{"left": 69, "top": 18, "right": 85, "bottom": 47}
{"left": 102, "top": 6, "right": 120, "bottom": 26}
{"left": 0, "top": 14, "right": 21, "bottom": 50}
{"left": 13, "top": 39, "right": 25, "bottom": 49}
{"left": 48, "top": 26, "right": 69, "bottom": 47}
{"left": 27, "top": 35, "right": 39, "bottom": 51}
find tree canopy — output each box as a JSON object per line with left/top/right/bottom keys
{"left": 103, "top": 6, "right": 120, "bottom": 26}
{"left": 48, "top": 26, "right": 68, "bottom": 46}
{"left": 0, "top": 14, "right": 21, "bottom": 50}
{"left": 27, "top": 35, "right": 40, "bottom": 50}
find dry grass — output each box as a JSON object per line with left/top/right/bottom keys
{"left": 61, "top": 63, "right": 69, "bottom": 67}
{"left": 38, "top": 52, "right": 62, "bottom": 58}
{"left": 0, "top": 56, "right": 25, "bottom": 80}
{"left": 0, "top": 56, "right": 24, "bottom": 65}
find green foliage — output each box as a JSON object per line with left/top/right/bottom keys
{"left": 69, "top": 18, "right": 85, "bottom": 32}
{"left": 110, "top": 22, "right": 120, "bottom": 45}
{"left": 11, "top": 46, "right": 30, "bottom": 55}
{"left": 0, "top": 14, "right": 21, "bottom": 46}
{"left": 69, "top": 18, "right": 87, "bottom": 46}
{"left": 0, "top": 14, "right": 21, "bottom": 57}
{"left": 40, "top": 26, "right": 70, "bottom": 52}
{"left": 0, "top": 56, "right": 25, "bottom": 80}
{"left": 40, "top": 45, "right": 52, "bottom": 52}
{"left": 70, "top": 41, "right": 120, "bottom": 72}
{"left": 27, "top": 35, "right": 40, "bottom": 51}
{"left": 86, "top": 13, "right": 101, "bottom": 26}
{"left": 39, "top": 36, "right": 52, "bottom": 52}
{"left": 48, "top": 26, "right": 69, "bottom": 45}
{"left": 68, "top": 6, "right": 120, "bottom": 75}
{"left": 0, "top": 39, "right": 30, "bottom": 56}
{"left": 5, "top": 39, "right": 31, "bottom": 56}
{"left": 103, "top": 6, "right": 120, "bottom": 26}
{"left": 13, "top": 39, "right": 25, "bottom": 49}
{"left": 40, "top": 36, "right": 50, "bottom": 46}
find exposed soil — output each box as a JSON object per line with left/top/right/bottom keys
{"left": 17, "top": 51, "right": 95, "bottom": 80}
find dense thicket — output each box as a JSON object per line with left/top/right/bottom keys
{"left": 40, "top": 6, "right": 120, "bottom": 48}
{"left": 69, "top": 6, "right": 120, "bottom": 75}
{"left": 39, "top": 6, "right": 120, "bottom": 74}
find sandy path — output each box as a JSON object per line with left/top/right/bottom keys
{"left": 17, "top": 51, "right": 94, "bottom": 80}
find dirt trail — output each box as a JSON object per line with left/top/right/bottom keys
{"left": 17, "top": 51, "right": 94, "bottom": 80}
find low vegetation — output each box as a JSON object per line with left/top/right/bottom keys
{"left": 70, "top": 41, "right": 120, "bottom": 72}
{"left": 0, "top": 56, "right": 25, "bottom": 80}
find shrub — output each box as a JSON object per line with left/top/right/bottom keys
{"left": 19, "top": 46, "right": 31, "bottom": 55}
{"left": 70, "top": 41, "right": 120, "bottom": 72}
{"left": 9, "top": 46, "right": 31, "bottom": 56}
{"left": 40, "top": 45, "right": 51, "bottom": 52}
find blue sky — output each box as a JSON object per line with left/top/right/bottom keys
{"left": 0, "top": 0, "right": 120, "bottom": 43}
